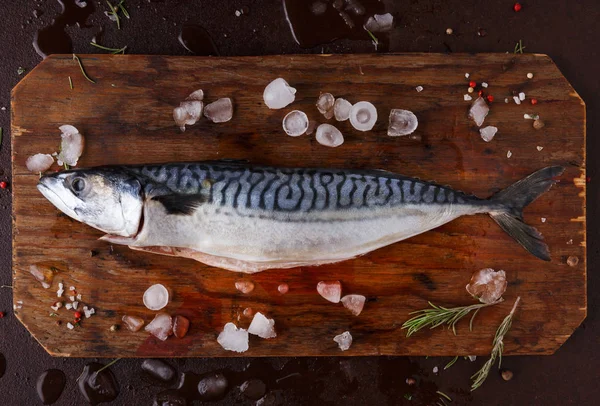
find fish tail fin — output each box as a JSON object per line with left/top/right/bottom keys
{"left": 488, "top": 166, "right": 565, "bottom": 261}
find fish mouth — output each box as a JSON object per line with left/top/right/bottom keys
{"left": 37, "top": 180, "right": 80, "bottom": 221}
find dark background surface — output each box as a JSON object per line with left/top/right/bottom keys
{"left": 0, "top": 1, "right": 598, "bottom": 405}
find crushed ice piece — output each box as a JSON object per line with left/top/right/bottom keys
{"left": 468, "top": 355, "right": 477, "bottom": 362}
{"left": 248, "top": 312, "right": 277, "bottom": 339}
{"left": 143, "top": 284, "right": 169, "bottom": 311}
{"left": 187, "top": 89, "right": 204, "bottom": 101}
{"left": 363, "top": 13, "right": 394, "bottom": 32}
{"left": 465, "top": 73, "right": 470, "bottom": 78}
{"left": 350, "top": 101, "right": 377, "bottom": 131}
{"left": 527, "top": 73, "right": 534, "bottom": 79}
{"left": 282, "top": 110, "right": 309, "bottom": 136}
{"left": 567, "top": 239, "right": 573, "bottom": 245}
{"left": 217, "top": 322, "right": 249, "bottom": 352}
{"left": 235, "top": 280, "right": 255, "bottom": 294}
{"left": 507, "top": 150, "right": 512, "bottom": 158}
{"left": 415, "top": 85, "right": 424, "bottom": 92}
{"left": 481, "top": 82, "right": 489, "bottom": 88}
{"left": 519, "top": 92, "right": 526, "bottom": 101}
{"left": 26, "top": 154, "right": 54, "bottom": 173}
{"left": 464, "top": 94, "right": 473, "bottom": 101}
{"left": 333, "top": 331, "right": 353, "bottom": 351}
{"left": 466, "top": 268, "right": 507, "bottom": 304}
{"left": 316, "top": 93, "right": 335, "bottom": 118}
{"left": 122, "top": 314, "right": 145, "bottom": 331}
{"left": 513, "top": 96, "right": 521, "bottom": 105}
{"left": 204, "top": 98, "right": 233, "bottom": 123}
{"left": 263, "top": 78, "right": 296, "bottom": 109}
{"left": 388, "top": 109, "right": 418, "bottom": 136}
{"left": 317, "top": 281, "right": 342, "bottom": 303}
{"left": 479, "top": 126, "right": 498, "bottom": 142}
{"left": 306, "top": 121, "right": 317, "bottom": 135}
{"left": 333, "top": 98, "right": 352, "bottom": 121}
{"left": 341, "top": 294, "right": 366, "bottom": 316}
{"left": 541, "top": 217, "right": 547, "bottom": 223}
{"left": 537, "top": 146, "right": 544, "bottom": 151}
{"left": 173, "top": 100, "right": 203, "bottom": 131}
{"left": 145, "top": 313, "right": 173, "bottom": 341}
{"left": 433, "top": 366, "right": 439, "bottom": 374}
{"left": 468, "top": 97, "right": 489, "bottom": 127}
{"left": 57, "top": 125, "right": 84, "bottom": 167}
{"left": 315, "top": 124, "right": 344, "bottom": 147}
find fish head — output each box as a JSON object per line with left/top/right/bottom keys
{"left": 37, "top": 168, "right": 143, "bottom": 237}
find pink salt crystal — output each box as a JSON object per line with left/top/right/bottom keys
{"left": 317, "top": 281, "right": 342, "bottom": 303}
{"left": 340, "top": 294, "right": 366, "bottom": 316}
{"left": 235, "top": 281, "right": 255, "bottom": 294}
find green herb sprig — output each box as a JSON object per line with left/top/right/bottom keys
{"left": 514, "top": 39, "right": 526, "bottom": 54}
{"left": 470, "top": 296, "right": 521, "bottom": 391}
{"left": 95, "top": 358, "right": 121, "bottom": 374}
{"left": 401, "top": 299, "right": 504, "bottom": 337}
{"left": 106, "top": 1, "right": 130, "bottom": 29}
{"left": 72, "top": 54, "right": 96, "bottom": 83}
{"left": 90, "top": 42, "right": 127, "bottom": 54}
{"left": 444, "top": 356, "right": 459, "bottom": 370}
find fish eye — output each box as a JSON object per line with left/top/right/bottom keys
{"left": 70, "top": 177, "right": 86, "bottom": 194}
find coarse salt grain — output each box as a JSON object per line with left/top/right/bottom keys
{"left": 537, "top": 146, "right": 544, "bottom": 151}
{"left": 505, "top": 98, "right": 509, "bottom": 103}
{"left": 72, "top": 301, "right": 79, "bottom": 310}
{"left": 527, "top": 73, "right": 534, "bottom": 79}
{"left": 77, "top": 293, "right": 82, "bottom": 300}
{"left": 65, "top": 303, "right": 72, "bottom": 310}
{"left": 507, "top": 150, "right": 513, "bottom": 158}
{"left": 513, "top": 96, "right": 521, "bottom": 105}
{"left": 481, "top": 82, "right": 488, "bottom": 88}
{"left": 464, "top": 94, "right": 472, "bottom": 101}
{"left": 524, "top": 113, "right": 535, "bottom": 119}
{"left": 433, "top": 366, "right": 439, "bottom": 374}
{"left": 415, "top": 85, "right": 424, "bottom": 92}
{"left": 567, "top": 239, "right": 573, "bottom": 245}
{"left": 67, "top": 322, "right": 74, "bottom": 330}
{"left": 541, "top": 218, "right": 547, "bottom": 223}
{"left": 519, "top": 92, "right": 526, "bottom": 101}
{"left": 69, "top": 296, "right": 75, "bottom": 301}
{"left": 465, "top": 73, "right": 470, "bottom": 78}
{"left": 69, "top": 286, "right": 75, "bottom": 291}
{"left": 57, "top": 289, "right": 64, "bottom": 298}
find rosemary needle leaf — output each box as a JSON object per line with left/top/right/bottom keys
{"left": 95, "top": 358, "right": 121, "bottom": 374}
{"left": 72, "top": 54, "right": 96, "bottom": 83}
{"left": 470, "top": 297, "right": 521, "bottom": 391}
{"left": 444, "top": 356, "right": 459, "bottom": 370}
{"left": 68, "top": 76, "right": 73, "bottom": 89}
{"left": 437, "top": 391, "right": 452, "bottom": 402}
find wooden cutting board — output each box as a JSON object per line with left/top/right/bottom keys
{"left": 10, "top": 54, "right": 585, "bottom": 357}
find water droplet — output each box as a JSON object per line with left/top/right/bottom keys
{"left": 36, "top": 369, "right": 66, "bottom": 405}
{"left": 178, "top": 24, "right": 219, "bottom": 55}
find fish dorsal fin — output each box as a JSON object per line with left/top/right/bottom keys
{"left": 151, "top": 194, "right": 207, "bottom": 215}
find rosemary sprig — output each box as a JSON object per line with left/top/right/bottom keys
{"left": 118, "top": 1, "right": 130, "bottom": 19}
{"left": 72, "top": 54, "right": 96, "bottom": 83}
{"left": 471, "top": 297, "right": 521, "bottom": 391}
{"left": 437, "top": 391, "right": 452, "bottom": 402}
{"left": 444, "top": 356, "right": 459, "bottom": 370}
{"left": 401, "top": 299, "right": 503, "bottom": 337}
{"left": 90, "top": 42, "right": 127, "bottom": 54}
{"left": 68, "top": 76, "right": 73, "bottom": 89}
{"left": 106, "top": 1, "right": 121, "bottom": 29}
{"left": 514, "top": 39, "right": 526, "bottom": 54}
{"left": 364, "top": 28, "right": 379, "bottom": 49}
{"left": 95, "top": 358, "right": 121, "bottom": 374}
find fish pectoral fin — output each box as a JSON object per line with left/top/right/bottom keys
{"left": 151, "top": 194, "right": 208, "bottom": 215}
{"left": 100, "top": 234, "right": 138, "bottom": 244}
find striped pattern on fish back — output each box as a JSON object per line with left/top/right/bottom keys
{"left": 129, "top": 162, "right": 475, "bottom": 213}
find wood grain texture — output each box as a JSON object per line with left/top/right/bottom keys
{"left": 10, "top": 54, "right": 585, "bottom": 357}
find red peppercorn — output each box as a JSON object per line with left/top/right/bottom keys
{"left": 469, "top": 81, "right": 476, "bottom": 88}
{"left": 478, "top": 90, "right": 484, "bottom": 97}
{"left": 0, "top": 312, "right": 5, "bottom": 318}
{"left": 0, "top": 181, "right": 7, "bottom": 189}
{"left": 74, "top": 317, "right": 81, "bottom": 323}
{"left": 74, "top": 311, "right": 82, "bottom": 319}
{"left": 586, "top": 177, "right": 591, "bottom": 183}
{"left": 531, "top": 98, "right": 538, "bottom": 105}
{"left": 513, "top": 2, "right": 522, "bottom": 12}
{"left": 487, "top": 95, "right": 494, "bottom": 102}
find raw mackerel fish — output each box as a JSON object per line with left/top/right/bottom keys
{"left": 37, "top": 161, "right": 564, "bottom": 273}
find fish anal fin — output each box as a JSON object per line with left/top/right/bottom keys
{"left": 151, "top": 194, "right": 207, "bottom": 215}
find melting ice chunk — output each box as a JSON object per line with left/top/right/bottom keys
{"left": 217, "top": 322, "right": 249, "bottom": 353}
{"left": 57, "top": 125, "right": 84, "bottom": 167}
{"left": 334, "top": 98, "right": 352, "bottom": 121}
{"left": 122, "top": 315, "right": 145, "bottom": 332}
{"left": 341, "top": 294, "right": 366, "bottom": 316}
{"left": 204, "top": 98, "right": 233, "bottom": 123}
{"left": 387, "top": 109, "right": 418, "bottom": 136}
{"left": 145, "top": 313, "right": 173, "bottom": 341}
{"left": 333, "top": 331, "right": 353, "bottom": 351}
{"left": 364, "top": 13, "right": 394, "bottom": 32}
{"left": 479, "top": 126, "right": 498, "bottom": 142}
{"left": 263, "top": 78, "right": 296, "bottom": 109}
{"left": 143, "top": 283, "right": 169, "bottom": 311}
{"left": 248, "top": 312, "right": 277, "bottom": 339}
{"left": 26, "top": 153, "right": 54, "bottom": 173}
{"left": 282, "top": 110, "right": 309, "bottom": 136}
{"left": 466, "top": 268, "right": 507, "bottom": 304}
{"left": 173, "top": 100, "right": 203, "bottom": 131}
{"left": 316, "top": 93, "right": 335, "bottom": 119}
{"left": 315, "top": 124, "right": 344, "bottom": 147}
{"left": 187, "top": 89, "right": 204, "bottom": 101}
{"left": 350, "top": 101, "right": 377, "bottom": 131}
{"left": 468, "top": 97, "right": 489, "bottom": 127}
{"left": 317, "top": 280, "right": 342, "bottom": 303}
{"left": 235, "top": 280, "right": 255, "bottom": 294}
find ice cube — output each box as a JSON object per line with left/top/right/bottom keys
{"left": 172, "top": 315, "right": 190, "bottom": 338}
{"left": 235, "top": 280, "right": 255, "bottom": 294}
{"left": 387, "top": 109, "right": 418, "bottom": 136}
{"left": 341, "top": 294, "right": 366, "bottom": 316}
{"left": 204, "top": 98, "right": 233, "bottom": 123}
{"left": 479, "top": 126, "right": 498, "bottom": 142}
{"left": 173, "top": 100, "right": 203, "bottom": 131}
{"left": 350, "top": 101, "right": 377, "bottom": 131}
{"left": 334, "top": 98, "right": 352, "bottom": 121}
{"left": 282, "top": 110, "right": 309, "bottom": 136}
{"left": 306, "top": 120, "right": 317, "bottom": 135}
{"left": 466, "top": 268, "right": 507, "bottom": 304}
{"left": 187, "top": 89, "right": 204, "bottom": 101}
{"left": 26, "top": 154, "right": 54, "bottom": 173}
{"left": 263, "top": 78, "right": 296, "bottom": 109}
{"left": 143, "top": 283, "right": 169, "bottom": 311}
{"left": 217, "top": 322, "right": 249, "bottom": 352}
{"left": 248, "top": 312, "right": 277, "bottom": 339}
{"left": 333, "top": 331, "right": 353, "bottom": 351}
{"left": 316, "top": 93, "right": 335, "bottom": 119}
{"left": 317, "top": 280, "right": 342, "bottom": 303}
{"left": 57, "top": 125, "right": 84, "bottom": 167}
{"left": 364, "top": 13, "right": 394, "bottom": 32}
{"left": 145, "top": 313, "right": 173, "bottom": 341}
{"left": 468, "top": 97, "right": 489, "bottom": 127}
{"left": 315, "top": 124, "right": 344, "bottom": 147}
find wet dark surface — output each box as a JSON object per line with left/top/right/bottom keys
{"left": 0, "top": 0, "right": 599, "bottom": 405}
{"left": 77, "top": 363, "right": 120, "bottom": 405}
{"left": 37, "top": 369, "right": 67, "bottom": 405}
